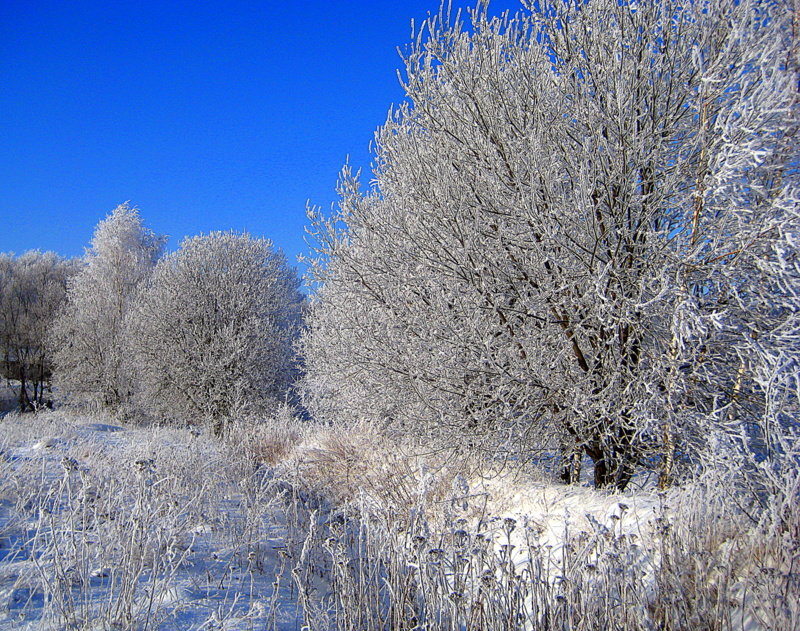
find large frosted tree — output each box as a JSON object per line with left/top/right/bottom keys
{"left": 50, "top": 204, "right": 164, "bottom": 412}
{"left": 127, "top": 232, "right": 303, "bottom": 432}
{"left": 303, "top": 0, "right": 799, "bottom": 488}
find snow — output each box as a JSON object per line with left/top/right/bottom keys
{"left": 455, "top": 470, "right": 663, "bottom": 606}
{"left": 0, "top": 411, "right": 786, "bottom": 631}
{"left": 0, "top": 411, "right": 324, "bottom": 630}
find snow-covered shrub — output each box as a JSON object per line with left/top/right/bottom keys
{"left": 649, "top": 459, "right": 799, "bottom": 631}
{"left": 127, "top": 232, "right": 303, "bottom": 432}
{"left": 286, "top": 420, "right": 480, "bottom": 521}
{"left": 226, "top": 404, "right": 306, "bottom": 467}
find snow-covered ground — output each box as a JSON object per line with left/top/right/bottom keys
{"left": 0, "top": 411, "right": 661, "bottom": 630}
{"left": 0, "top": 411, "right": 791, "bottom": 631}
{"left": 0, "top": 411, "right": 326, "bottom": 630}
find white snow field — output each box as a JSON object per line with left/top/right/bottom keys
{"left": 0, "top": 411, "right": 327, "bottom": 631}
{"left": 0, "top": 411, "right": 795, "bottom": 630}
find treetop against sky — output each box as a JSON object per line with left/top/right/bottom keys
{"left": 0, "top": 0, "right": 522, "bottom": 269}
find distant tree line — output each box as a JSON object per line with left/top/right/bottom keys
{"left": 2, "top": 204, "right": 304, "bottom": 432}
{"left": 0, "top": 251, "right": 79, "bottom": 411}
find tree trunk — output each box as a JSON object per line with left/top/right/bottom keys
{"left": 560, "top": 446, "right": 582, "bottom": 484}
{"left": 17, "top": 373, "right": 32, "bottom": 413}
{"left": 586, "top": 428, "right": 635, "bottom": 491}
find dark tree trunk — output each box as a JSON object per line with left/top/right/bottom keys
{"left": 17, "top": 373, "right": 32, "bottom": 413}
{"left": 560, "top": 447, "right": 582, "bottom": 484}
{"left": 590, "top": 443, "right": 635, "bottom": 491}
{"left": 585, "top": 435, "right": 634, "bottom": 491}
{"left": 593, "top": 454, "right": 611, "bottom": 488}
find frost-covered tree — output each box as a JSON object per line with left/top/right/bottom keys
{"left": 0, "top": 251, "right": 78, "bottom": 411}
{"left": 49, "top": 204, "right": 164, "bottom": 413}
{"left": 303, "top": 0, "right": 799, "bottom": 488}
{"left": 128, "top": 232, "right": 303, "bottom": 433}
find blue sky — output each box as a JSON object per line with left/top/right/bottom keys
{"left": 0, "top": 0, "right": 522, "bottom": 275}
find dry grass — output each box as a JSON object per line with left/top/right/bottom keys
{"left": 6, "top": 411, "right": 793, "bottom": 630}
{"left": 282, "top": 421, "right": 490, "bottom": 528}
{"left": 226, "top": 405, "right": 306, "bottom": 467}
{"left": 0, "top": 410, "right": 299, "bottom": 630}
{"left": 648, "top": 465, "right": 800, "bottom": 631}
{"left": 251, "top": 418, "right": 800, "bottom": 631}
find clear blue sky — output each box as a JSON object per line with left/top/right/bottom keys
{"left": 0, "top": 0, "right": 522, "bottom": 275}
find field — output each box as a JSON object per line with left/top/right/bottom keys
{"left": 0, "top": 408, "right": 796, "bottom": 631}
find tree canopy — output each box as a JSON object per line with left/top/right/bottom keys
{"left": 128, "top": 231, "right": 303, "bottom": 432}
{"left": 303, "top": 0, "right": 799, "bottom": 488}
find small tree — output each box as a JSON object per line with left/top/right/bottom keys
{"left": 49, "top": 204, "right": 164, "bottom": 413}
{"left": 128, "top": 231, "right": 303, "bottom": 433}
{"left": 0, "top": 251, "right": 78, "bottom": 411}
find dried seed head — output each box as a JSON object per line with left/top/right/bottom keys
{"left": 453, "top": 529, "right": 469, "bottom": 548}
{"left": 61, "top": 456, "right": 79, "bottom": 472}
{"left": 528, "top": 524, "right": 545, "bottom": 538}
{"left": 503, "top": 517, "right": 517, "bottom": 535}
{"left": 427, "top": 548, "right": 445, "bottom": 560}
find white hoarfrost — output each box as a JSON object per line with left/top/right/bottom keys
{"left": 303, "top": 0, "right": 799, "bottom": 490}
{"left": 127, "top": 231, "right": 303, "bottom": 430}
{"left": 49, "top": 204, "right": 165, "bottom": 413}
{"left": 0, "top": 412, "right": 315, "bottom": 630}
{"left": 1, "top": 411, "right": 795, "bottom": 630}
